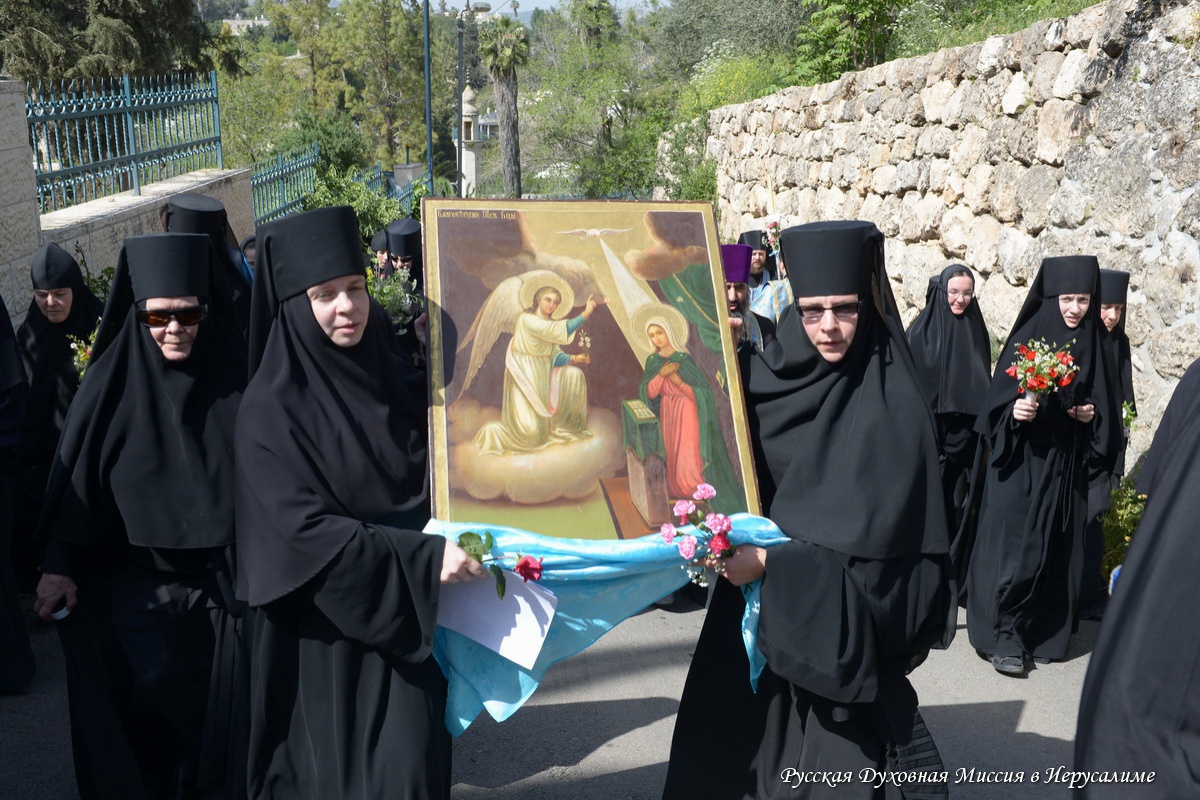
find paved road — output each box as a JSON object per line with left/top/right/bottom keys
{"left": 1, "top": 598, "right": 1096, "bottom": 799}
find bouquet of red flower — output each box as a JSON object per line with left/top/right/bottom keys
{"left": 660, "top": 483, "right": 737, "bottom": 587}
{"left": 457, "top": 531, "right": 543, "bottom": 600}
{"left": 1004, "top": 337, "right": 1079, "bottom": 397}
{"left": 763, "top": 219, "right": 782, "bottom": 255}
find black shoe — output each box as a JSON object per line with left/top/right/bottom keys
{"left": 991, "top": 655, "right": 1025, "bottom": 676}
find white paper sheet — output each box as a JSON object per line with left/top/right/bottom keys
{"left": 437, "top": 571, "right": 558, "bottom": 670}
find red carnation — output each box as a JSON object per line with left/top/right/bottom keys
{"left": 513, "top": 555, "right": 544, "bottom": 582}
{"left": 708, "top": 532, "right": 733, "bottom": 559}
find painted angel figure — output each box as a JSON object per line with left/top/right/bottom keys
{"left": 458, "top": 269, "right": 608, "bottom": 455}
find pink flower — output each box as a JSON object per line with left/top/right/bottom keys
{"left": 673, "top": 500, "right": 696, "bottom": 520}
{"left": 660, "top": 523, "right": 677, "bottom": 544}
{"left": 708, "top": 532, "right": 733, "bottom": 558}
{"left": 692, "top": 483, "right": 716, "bottom": 501}
{"left": 704, "top": 513, "right": 731, "bottom": 534}
{"left": 513, "top": 555, "right": 544, "bottom": 582}
{"left": 677, "top": 535, "right": 697, "bottom": 560}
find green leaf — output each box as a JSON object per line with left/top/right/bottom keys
{"left": 490, "top": 565, "right": 507, "bottom": 600}
{"left": 458, "top": 531, "right": 487, "bottom": 561}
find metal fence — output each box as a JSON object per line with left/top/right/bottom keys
{"left": 251, "top": 143, "right": 320, "bottom": 227}
{"left": 27, "top": 72, "right": 223, "bottom": 214}
{"left": 352, "top": 162, "right": 428, "bottom": 217}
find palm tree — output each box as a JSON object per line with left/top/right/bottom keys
{"left": 478, "top": 16, "right": 530, "bottom": 198}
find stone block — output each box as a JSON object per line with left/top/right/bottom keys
{"left": 916, "top": 125, "right": 955, "bottom": 158}
{"left": 996, "top": 225, "right": 1039, "bottom": 287}
{"left": 1052, "top": 50, "right": 1112, "bottom": 100}
{"left": 990, "top": 161, "right": 1023, "bottom": 222}
{"left": 871, "top": 164, "right": 898, "bottom": 195}
{"left": 1035, "top": 99, "right": 1087, "bottom": 166}
{"left": 859, "top": 193, "right": 884, "bottom": 225}
{"left": 950, "top": 124, "right": 989, "bottom": 175}
{"left": 899, "top": 191, "right": 944, "bottom": 242}
{"left": 1002, "top": 72, "right": 1033, "bottom": 115}
{"left": 980, "top": 271, "right": 1030, "bottom": 334}
{"left": 878, "top": 194, "right": 903, "bottom": 237}
{"left": 1090, "top": 1, "right": 1129, "bottom": 57}
{"left": 1044, "top": 17, "right": 1068, "bottom": 51}
{"left": 1017, "top": 164, "right": 1059, "bottom": 234}
{"left": 943, "top": 171, "right": 965, "bottom": 203}
{"left": 868, "top": 142, "right": 897, "bottom": 169}
{"left": 964, "top": 163, "right": 995, "bottom": 212}
{"left": 1020, "top": 20, "right": 1053, "bottom": 72}
{"left": 893, "top": 161, "right": 921, "bottom": 193}
{"left": 965, "top": 214, "right": 1002, "bottom": 274}
{"left": 1030, "top": 51, "right": 1066, "bottom": 103}
{"left": 1049, "top": 178, "right": 1092, "bottom": 228}
{"left": 942, "top": 82, "right": 971, "bottom": 128}
{"left": 1148, "top": 322, "right": 1200, "bottom": 379}
{"left": 1005, "top": 107, "right": 1041, "bottom": 165}
{"left": 920, "top": 80, "right": 956, "bottom": 123}
{"left": 1064, "top": 3, "right": 1106, "bottom": 48}
{"left": 977, "top": 36, "right": 1007, "bottom": 78}
{"left": 940, "top": 205, "right": 975, "bottom": 255}
{"left": 929, "top": 158, "right": 951, "bottom": 193}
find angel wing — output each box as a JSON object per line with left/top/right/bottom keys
{"left": 456, "top": 275, "right": 525, "bottom": 398}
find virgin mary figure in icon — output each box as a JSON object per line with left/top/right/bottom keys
{"left": 459, "top": 270, "right": 607, "bottom": 454}
{"left": 633, "top": 305, "right": 744, "bottom": 513}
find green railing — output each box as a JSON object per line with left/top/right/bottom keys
{"left": 27, "top": 72, "right": 223, "bottom": 214}
{"left": 251, "top": 143, "right": 320, "bottom": 227}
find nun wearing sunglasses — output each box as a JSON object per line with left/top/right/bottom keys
{"left": 35, "top": 234, "right": 248, "bottom": 800}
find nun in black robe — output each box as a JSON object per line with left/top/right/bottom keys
{"left": 0, "top": 291, "right": 31, "bottom": 693}
{"left": 663, "top": 221, "right": 955, "bottom": 800}
{"left": 966, "top": 256, "right": 1121, "bottom": 676}
{"left": 1079, "top": 269, "right": 1135, "bottom": 619}
{"left": 1073, "top": 373, "right": 1200, "bottom": 797}
{"left": 906, "top": 264, "right": 991, "bottom": 606}
{"left": 13, "top": 243, "right": 104, "bottom": 594}
{"left": 34, "top": 233, "right": 247, "bottom": 799}
{"left": 165, "top": 193, "right": 253, "bottom": 336}
{"left": 1135, "top": 356, "right": 1200, "bottom": 497}
{"left": 235, "top": 206, "right": 482, "bottom": 800}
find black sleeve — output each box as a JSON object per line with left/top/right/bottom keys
{"left": 303, "top": 523, "right": 444, "bottom": 663}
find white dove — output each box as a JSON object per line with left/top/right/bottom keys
{"left": 554, "top": 227, "right": 632, "bottom": 238}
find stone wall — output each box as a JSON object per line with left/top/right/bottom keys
{"left": 706, "top": 0, "right": 1200, "bottom": 461}
{"left": 0, "top": 80, "right": 252, "bottom": 323}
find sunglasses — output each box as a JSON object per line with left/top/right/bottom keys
{"left": 136, "top": 305, "right": 207, "bottom": 327}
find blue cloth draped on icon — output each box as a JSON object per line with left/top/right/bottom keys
{"left": 425, "top": 514, "right": 790, "bottom": 735}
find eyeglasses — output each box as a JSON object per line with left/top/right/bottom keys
{"left": 797, "top": 301, "right": 860, "bottom": 323}
{"left": 136, "top": 305, "right": 207, "bottom": 327}
{"left": 947, "top": 290, "right": 974, "bottom": 300}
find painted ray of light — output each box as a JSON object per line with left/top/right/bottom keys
{"left": 592, "top": 237, "right": 658, "bottom": 365}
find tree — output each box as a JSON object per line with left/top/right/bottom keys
{"left": 275, "top": 110, "right": 370, "bottom": 175}
{"left": 478, "top": 15, "right": 530, "bottom": 198}
{"left": 218, "top": 56, "right": 304, "bottom": 166}
{"left": 0, "top": 0, "right": 240, "bottom": 82}
{"left": 520, "top": 6, "right": 668, "bottom": 198}
{"left": 340, "top": 0, "right": 424, "bottom": 166}
{"left": 261, "top": 0, "right": 344, "bottom": 109}
{"left": 793, "top": 0, "right": 897, "bottom": 84}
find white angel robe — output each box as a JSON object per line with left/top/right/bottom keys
{"left": 475, "top": 312, "right": 590, "bottom": 454}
